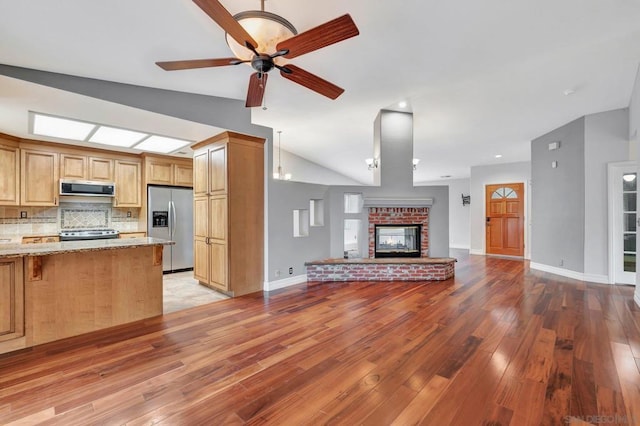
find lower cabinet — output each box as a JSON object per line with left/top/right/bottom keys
{"left": 0, "top": 258, "right": 25, "bottom": 354}
{"left": 209, "top": 242, "right": 228, "bottom": 291}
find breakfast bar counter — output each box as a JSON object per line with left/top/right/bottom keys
{"left": 0, "top": 238, "right": 173, "bottom": 354}
{"left": 0, "top": 237, "right": 173, "bottom": 258}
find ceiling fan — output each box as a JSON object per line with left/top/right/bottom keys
{"left": 156, "top": 0, "right": 359, "bottom": 107}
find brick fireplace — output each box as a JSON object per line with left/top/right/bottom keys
{"left": 368, "top": 207, "right": 430, "bottom": 258}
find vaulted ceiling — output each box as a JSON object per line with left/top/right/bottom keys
{"left": 1, "top": 0, "right": 639, "bottom": 184}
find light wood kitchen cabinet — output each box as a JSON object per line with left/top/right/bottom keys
{"left": 0, "top": 142, "right": 20, "bottom": 206}
{"left": 193, "top": 150, "right": 209, "bottom": 197}
{"left": 0, "top": 258, "right": 25, "bottom": 354}
{"left": 60, "top": 154, "right": 114, "bottom": 182}
{"left": 88, "top": 157, "right": 114, "bottom": 181}
{"left": 144, "top": 156, "right": 193, "bottom": 187}
{"left": 114, "top": 159, "right": 141, "bottom": 207}
{"left": 60, "top": 154, "right": 87, "bottom": 180}
{"left": 20, "top": 148, "right": 59, "bottom": 206}
{"left": 191, "top": 131, "right": 264, "bottom": 296}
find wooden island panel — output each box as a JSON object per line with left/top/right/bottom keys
{"left": 25, "top": 245, "right": 163, "bottom": 347}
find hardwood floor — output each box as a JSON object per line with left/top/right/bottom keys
{"left": 1, "top": 255, "right": 639, "bottom": 425}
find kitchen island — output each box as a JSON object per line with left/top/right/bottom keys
{"left": 0, "top": 237, "right": 172, "bottom": 354}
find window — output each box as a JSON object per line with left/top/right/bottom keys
{"left": 491, "top": 187, "right": 518, "bottom": 199}
{"left": 344, "top": 193, "right": 362, "bottom": 214}
{"left": 623, "top": 173, "right": 637, "bottom": 272}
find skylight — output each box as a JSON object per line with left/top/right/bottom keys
{"left": 134, "top": 135, "right": 190, "bottom": 153}
{"left": 89, "top": 126, "right": 148, "bottom": 147}
{"left": 33, "top": 114, "right": 96, "bottom": 140}
{"left": 29, "top": 112, "right": 193, "bottom": 155}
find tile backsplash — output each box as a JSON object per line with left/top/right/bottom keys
{"left": 0, "top": 203, "right": 141, "bottom": 235}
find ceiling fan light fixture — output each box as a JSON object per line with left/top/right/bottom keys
{"left": 225, "top": 11, "right": 297, "bottom": 62}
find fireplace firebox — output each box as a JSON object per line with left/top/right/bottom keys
{"left": 374, "top": 224, "right": 421, "bottom": 258}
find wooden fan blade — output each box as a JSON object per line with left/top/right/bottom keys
{"left": 276, "top": 14, "right": 359, "bottom": 59}
{"left": 192, "top": 0, "right": 258, "bottom": 49}
{"left": 246, "top": 72, "right": 268, "bottom": 107}
{"left": 156, "top": 58, "right": 240, "bottom": 71}
{"left": 280, "top": 64, "right": 344, "bottom": 99}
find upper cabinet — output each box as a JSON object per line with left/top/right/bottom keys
{"left": 21, "top": 148, "right": 59, "bottom": 206}
{"left": 144, "top": 156, "right": 193, "bottom": 187}
{"left": 0, "top": 133, "right": 191, "bottom": 208}
{"left": 60, "top": 153, "right": 114, "bottom": 182}
{"left": 0, "top": 139, "right": 20, "bottom": 206}
{"left": 88, "top": 157, "right": 114, "bottom": 182}
{"left": 114, "top": 159, "right": 141, "bottom": 207}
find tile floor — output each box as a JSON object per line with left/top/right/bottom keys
{"left": 163, "top": 271, "right": 229, "bottom": 314}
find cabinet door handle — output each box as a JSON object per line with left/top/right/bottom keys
{"left": 54, "top": 197, "right": 57, "bottom": 205}
{"left": 115, "top": 198, "right": 118, "bottom": 206}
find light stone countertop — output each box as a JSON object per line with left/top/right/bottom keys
{"left": 0, "top": 237, "right": 174, "bottom": 259}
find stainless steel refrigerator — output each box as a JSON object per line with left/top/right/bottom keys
{"left": 147, "top": 186, "right": 193, "bottom": 273}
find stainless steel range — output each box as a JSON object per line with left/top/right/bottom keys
{"left": 59, "top": 229, "right": 119, "bottom": 241}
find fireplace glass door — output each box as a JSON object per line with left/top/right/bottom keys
{"left": 374, "top": 225, "right": 421, "bottom": 258}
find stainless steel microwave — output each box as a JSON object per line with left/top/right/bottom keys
{"left": 59, "top": 179, "right": 115, "bottom": 197}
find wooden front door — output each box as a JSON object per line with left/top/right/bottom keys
{"left": 485, "top": 183, "right": 524, "bottom": 256}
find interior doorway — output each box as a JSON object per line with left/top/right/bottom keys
{"left": 609, "top": 162, "right": 636, "bottom": 285}
{"left": 485, "top": 183, "right": 525, "bottom": 257}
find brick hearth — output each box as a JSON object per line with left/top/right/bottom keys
{"left": 368, "top": 207, "right": 429, "bottom": 258}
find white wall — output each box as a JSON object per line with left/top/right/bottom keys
{"left": 417, "top": 178, "right": 470, "bottom": 249}
{"left": 469, "top": 162, "right": 532, "bottom": 256}
{"left": 584, "top": 109, "right": 630, "bottom": 279}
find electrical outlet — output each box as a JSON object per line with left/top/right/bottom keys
{"left": 288, "top": 267, "right": 293, "bottom": 275}
{"left": 275, "top": 269, "right": 281, "bottom": 277}
{"left": 126, "top": 211, "right": 132, "bottom": 218}
{"left": 20, "top": 211, "right": 27, "bottom": 218}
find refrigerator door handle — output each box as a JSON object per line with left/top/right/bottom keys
{"left": 170, "top": 201, "right": 177, "bottom": 239}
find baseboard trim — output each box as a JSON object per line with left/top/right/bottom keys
{"left": 529, "top": 262, "right": 610, "bottom": 284}
{"left": 450, "top": 245, "right": 470, "bottom": 250}
{"left": 469, "top": 249, "right": 484, "bottom": 255}
{"left": 264, "top": 274, "right": 307, "bottom": 292}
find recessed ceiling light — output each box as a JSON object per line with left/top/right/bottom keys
{"left": 495, "top": 154, "right": 503, "bottom": 158}
{"left": 398, "top": 101, "right": 407, "bottom": 108}
{"left": 134, "top": 135, "right": 191, "bottom": 153}
{"left": 89, "top": 126, "right": 148, "bottom": 147}
{"left": 32, "top": 113, "right": 96, "bottom": 140}
{"left": 563, "top": 89, "right": 575, "bottom": 96}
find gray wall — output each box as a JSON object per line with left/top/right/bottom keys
{"left": 267, "top": 181, "right": 331, "bottom": 281}
{"left": 531, "top": 117, "right": 585, "bottom": 272}
{"left": 328, "top": 185, "right": 450, "bottom": 259}
{"left": 417, "top": 178, "right": 470, "bottom": 249}
{"left": 584, "top": 109, "right": 630, "bottom": 277}
{"left": 469, "top": 162, "right": 531, "bottom": 255}
{"left": 377, "top": 111, "right": 414, "bottom": 191}
{"left": 279, "top": 149, "right": 363, "bottom": 185}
